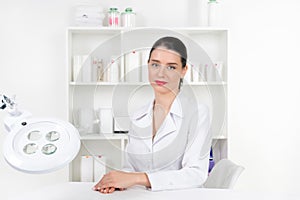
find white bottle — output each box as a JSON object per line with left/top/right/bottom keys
{"left": 93, "top": 155, "right": 106, "bottom": 182}
{"left": 206, "top": 63, "right": 215, "bottom": 82}
{"left": 121, "top": 7, "right": 136, "bottom": 27}
{"left": 207, "top": 0, "right": 219, "bottom": 26}
{"left": 214, "top": 61, "right": 223, "bottom": 82}
{"left": 125, "top": 51, "right": 140, "bottom": 82}
{"left": 80, "top": 155, "right": 93, "bottom": 182}
{"left": 109, "top": 55, "right": 120, "bottom": 83}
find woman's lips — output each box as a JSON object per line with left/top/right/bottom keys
{"left": 155, "top": 80, "right": 167, "bottom": 86}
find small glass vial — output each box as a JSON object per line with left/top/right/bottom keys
{"left": 121, "top": 7, "right": 136, "bottom": 27}
{"left": 108, "top": 7, "right": 120, "bottom": 27}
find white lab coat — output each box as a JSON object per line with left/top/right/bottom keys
{"left": 123, "top": 91, "right": 212, "bottom": 191}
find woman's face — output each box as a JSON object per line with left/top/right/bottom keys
{"left": 148, "top": 47, "right": 187, "bottom": 95}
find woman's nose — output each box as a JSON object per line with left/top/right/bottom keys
{"left": 157, "top": 66, "right": 166, "bottom": 77}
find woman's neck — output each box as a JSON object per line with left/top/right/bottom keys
{"left": 153, "top": 91, "right": 177, "bottom": 113}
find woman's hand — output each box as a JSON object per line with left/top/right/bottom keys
{"left": 93, "top": 171, "right": 150, "bottom": 194}
{"left": 94, "top": 186, "right": 125, "bottom": 194}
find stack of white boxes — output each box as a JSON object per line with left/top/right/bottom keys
{"left": 80, "top": 155, "right": 106, "bottom": 182}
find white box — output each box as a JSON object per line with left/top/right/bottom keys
{"left": 192, "top": 64, "right": 200, "bottom": 82}
{"left": 78, "top": 108, "right": 94, "bottom": 134}
{"left": 81, "top": 55, "right": 92, "bottom": 82}
{"left": 206, "top": 63, "right": 215, "bottom": 82}
{"left": 125, "top": 51, "right": 140, "bottom": 82}
{"left": 98, "top": 107, "right": 113, "bottom": 134}
{"left": 80, "top": 155, "right": 93, "bottom": 182}
{"left": 199, "top": 63, "right": 206, "bottom": 82}
{"left": 72, "top": 55, "right": 82, "bottom": 82}
{"left": 184, "top": 63, "right": 192, "bottom": 83}
{"left": 140, "top": 50, "right": 149, "bottom": 83}
{"left": 113, "top": 116, "right": 130, "bottom": 133}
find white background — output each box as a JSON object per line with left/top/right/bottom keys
{"left": 0, "top": 0, "right": 300, "bottom": 199}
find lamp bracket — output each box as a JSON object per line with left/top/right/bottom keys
{"left": 1, "top": 94, "right": 32, "bottom": 132}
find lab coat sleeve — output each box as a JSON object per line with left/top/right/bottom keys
{"left": 146, "top": 105, "right": 212, "bottom": 191}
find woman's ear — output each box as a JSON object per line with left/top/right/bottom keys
{"left": 181, "top": 65, "right": 188, "bottom": 78}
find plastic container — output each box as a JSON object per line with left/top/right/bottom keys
{"left": 108, "top": 7, "right": 120, "bottom": 27}
{"left": 121, "top": 7, "right": 136, "bottom": 27}
{"left": 207, "top": 0, "right": 218, "bottom": 26}
{"left": 208, "top": 147, "right": 215, "bottom": 173}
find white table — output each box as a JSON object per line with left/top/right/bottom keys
{"left": 9, "top": 182, "right": 300, "bottom": 200}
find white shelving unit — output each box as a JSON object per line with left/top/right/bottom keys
{"left": 67, "top": 27, "right": 228, "bottom": 181}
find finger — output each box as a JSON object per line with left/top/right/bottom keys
{"left": 100, "top": 182, "right": 115, "bottom": 190}
{"left": 93, "top": 183, "right": 101, "bottom": 191}
{"left": 94, "top": 178, "right": 112, "bottom": 191}
{"left": 99, "top": 187, "right": 108, "bottom": 194}
{"left": 103, "top": 188, "right": 108, "bottom": 194}
{"left": 104, "top": 187, "right": 112, "bottom": 194}
{"left": 108, "top": 187, "right": 115, "bottom": 193}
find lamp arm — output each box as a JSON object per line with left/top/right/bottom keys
{"left": 1, "top": 94, "right": 21, "bottom": 116}
{"left": 1, "top": 94, "right": 32, "bottom": 132}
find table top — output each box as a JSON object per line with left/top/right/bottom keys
{"left": 9, "top": 182, "right": 300, "bottom": 200}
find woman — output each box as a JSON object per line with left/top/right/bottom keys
{"left": 93, "top": 36, "right": 212, "bottom": 193}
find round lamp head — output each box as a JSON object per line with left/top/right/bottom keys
{"left": 3, "top": 118, "right": 80, "bottom": 174}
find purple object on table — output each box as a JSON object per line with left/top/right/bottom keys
{"left": 208, "top": 147, "right": 215, "bottom": 173}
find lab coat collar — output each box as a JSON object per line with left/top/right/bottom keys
{"left": 131, "top": 93, "right": 184, "bottom": 148}
{"left": 169, "top": 93, "right": 183, "bottom": 118}
{"left": 131, "top": 93, "right": 183, "bottom": 121}
{"left": 152, "top": 113, "right": 177, "bottom": 145}
{"left": 131, "top": 101, "right": 153, "bottom": 122}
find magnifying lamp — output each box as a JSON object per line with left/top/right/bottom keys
{"left": 1, "top": 94, "right": 80, "bottom": 174}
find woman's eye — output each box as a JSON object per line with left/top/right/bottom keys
{"left": 151, "top": 63, "right": 159, "bottom": 68}
{"left": 166, "top": 66, "right": 176, "bottom": 70}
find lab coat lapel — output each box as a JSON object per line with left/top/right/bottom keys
{"left": 153, "top": 114, "right": 177, "bottom": 145}
{"left": 152, "top": 95, "right": 183, "bottom": 145}
{"left": 131, "top": 101, "right": 153, "bottom": 151}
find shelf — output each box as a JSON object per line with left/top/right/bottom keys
{"left": 68, "top": 26, "right": 228, "bottom": 32}
{"left": 69, "top": 82, "right": 149, "bottom": 86}
{"left": 80, "top": 133, "right": 128, "bottom": 140}
{"left": 68, "top": 26, "right": 123, "bottom": 34}
{"left": 67, "top": 26, "right": 228, "bottom": 40}
{"left": 69, "top": 82, "right": 227, "bottom": 86}
{"left": 212, "top": 135, "right": 227, "bottom": 140}
{"left": 80, "top": 133, "right": 226, "bottom": 141}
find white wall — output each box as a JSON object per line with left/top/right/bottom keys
{"left": 224, "top": 0, "right": 300, "bottom": 193}
{"left": 0, "top": 0, "right": 300, "bottom": 199}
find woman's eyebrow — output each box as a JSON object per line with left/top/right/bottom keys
{"left": 149, "top": 59, "right": 161, "bottom": 63}
{"left": 166, "top": 62, "right": 178, "bottom": 66}
{"left": 150, "top": 59, "right": 179, "bottom": 66}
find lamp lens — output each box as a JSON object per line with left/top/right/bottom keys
{"left": 42, "top": 144, "right": 57, "bottom": 155}
{"left": 46, "top": 131, "right": 60, "bottom": 142}
{"left": 23, "top": 143, "right": 38, "bottom": 154}
{"left": 27, "top": 131, "right": 42, "bottom": 141}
